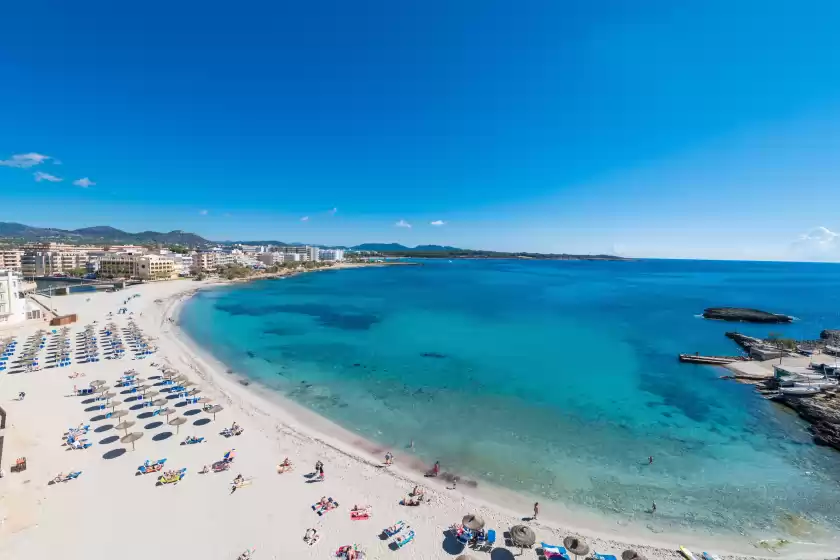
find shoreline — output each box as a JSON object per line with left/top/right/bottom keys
{"left": 1, "top": 275, "right": 834, "bottom": 559}
{"left": 164, "top": 280, "right": 819, "bottom": 558}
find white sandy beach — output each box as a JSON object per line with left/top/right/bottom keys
{"left": 0, "top": 278, "right": 830, "bottom": 560}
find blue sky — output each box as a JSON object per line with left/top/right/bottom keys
{"left": 2, "top": 1, "right": 840, "bottom": 260}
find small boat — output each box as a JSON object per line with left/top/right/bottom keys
{"left": 780, "top": 386, "right": 820, "bottom": 396}
{"left": 679, "top": 546, "right": 696, "bottom": 560}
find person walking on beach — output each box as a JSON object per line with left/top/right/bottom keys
{"left": 533, "top": 502, "right": 539, "bottom": 520}
{"left": 384, "top": 451, "right": 394, "bottom": 466}
{"left": 648, "top": 456, "right": 654, "bottom": 465}
{"left": 651, "top": 501, "right": 657, "bottom": 514}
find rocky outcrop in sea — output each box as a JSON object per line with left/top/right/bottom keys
{"left": 703, "top": 307, "right": 792, "bottom": 323}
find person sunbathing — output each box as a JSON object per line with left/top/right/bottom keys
{"left": 411, "top": 485, "right": 424, "bottom": 497}
{"left": 276, "top": 458, "right": 293, "bottom": 473}
{"left": 317, "top": 496, "right": 329, "bottom": 507}
{"left": 303, "top": 528, "right": 319, "bottom": 545}
{"left": 199, "top": 465, "right": 209, "bottom": 474}
{"left": 401, "top": 497, "right": 421, "bottom": 506}
{"left": 233, "top": 474, "right": 244, "bottom": 486}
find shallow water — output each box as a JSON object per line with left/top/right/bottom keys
{"left": 180, "top": 259, "right": 840, "bottom": 540}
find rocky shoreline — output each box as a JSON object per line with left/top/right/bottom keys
{"left": 774, "top": 392, "right": 840, "bottom": 451}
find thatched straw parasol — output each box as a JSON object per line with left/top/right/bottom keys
{"left": 120, "top": 432, "right": 144, "bottom": 451}
{"left": 510, "top": 525, "right": 536, "bottom": 548}
{"left": 91, "top": 379, "right": 106, "bottom": 386}
{"left": 106, "top": 400, "right": 122, "bottom": 411}
{"left": 115, "top": 420, "right": 136, "bottom": 435}
{"left": 622, "top": 551, "right": 648, "bottom": 560}
{"left": 161, "top": 407, "right": 176, "bottom": 420}
{"left": 96, "top": 385, "right": 111, "bottom": 393}
{"left": 198, "top": 397, "right": 212, "bottom": 404}
{"left": 455, "top": 556, "right": 477, "bottom": 560}
{"left": 110, "top": 410, "right": 128, "bottom": 421}
{"left": 102, "top": 392, "right": 116, "bottom": 400}
{"left": 145, "top": 390, "right": 160, "bottom": 399}
{"left": 206, "top": 404, "right": 224, "bottom": 420}
{"left": 169, "top": 417, "right": 188, "bottom": 433}
{"left": 462, "top": 514, "right": 485, "bottom": 531}
{"left": 563, "top": 537, "right": 589, "bottom": 559}
{"left": 152, "top": 398, "right": 168, "bottom": 408}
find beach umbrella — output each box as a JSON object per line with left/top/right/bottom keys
{"left": 207, "top": 404, "right": 224, "bottom": 421}
{"left": 107, "top": 400, "right": 123, "bottom": 411}
{"left": 152, "top": 398, "right": 168, "bottom": 407}
{"left": 145, "top": 390, "right": 160, "bottom": 399}
{"left": 198, "top": 397, "right": 212, "bottom": 404}
{"left": 622, "top": 551, "right": 647, "bottom": 560}
{"left": 456, "top": 556, "right": 477, "bottom": 560}
{"left": 110, "top": 410, "right": 128, "bottom": 421}
{"left": 115, "top": 420, "right": 136, "bottom": 435}
{"left": 563, "top": 537, "right": 589, "bottom": 559}
{"left": 138, "top": 384, "right": 151, "bottom": 391}
{"left": 120, "top": 431, "right": 144, "bottom": 451}
{"left": 102, "top": 392, "right": 116, "bottom": 399}
{"left": 161, "top": 407, "right": 176, "bottom": 420}
{"left": 90, "top": 379, "right": 106, "bottom": 386}
{"left": 188, "top": 388, "right": 202, "bottom": 396}
{"left": 510, "top": 525, "right": 536, "bottom": 548}
{"left": 169, "top": 417, "right": 188, "bottom": 434}
{"left": 462, "top": 514, "right": 485, "bottom": 531}
{"left": 96, "top": 385, "right": 111, "bottom": 393}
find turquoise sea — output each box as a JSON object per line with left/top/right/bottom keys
{"left": 180, "top": 259, "right": 840, "bottom": 541}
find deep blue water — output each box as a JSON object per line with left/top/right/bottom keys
{"left": 180, "top": 259, "right": 840, "bottom": 541}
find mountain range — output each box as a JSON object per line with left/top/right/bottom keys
{"left": 0, "top": 222, "right": 459, "bottom": 252}
{"left": 0, "top": 222, "right": 211, "bottom": 247}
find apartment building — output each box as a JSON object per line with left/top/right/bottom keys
{"left": 0, "top": 270, "right": 27, "bottom": 325}
{"left": 275, "top": 245, "right": 320, "bottom": 262}
{"left": 319, "top": 249, "right": 345, "bottom": 261}
{"left": 98, "top": 254, "right": 175, "bottom": 280}
{"left": 0, "top": 249, "right": 23, "bottom": 272}
{"left": 257, "top": 252, "right": 285, "bottom": 266}
{"left": 21, "top": 243, "right": 100, "bottom": 277}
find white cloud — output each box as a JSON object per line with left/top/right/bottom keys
{"left": 33, "top": 171, "right": 62, "bottom": 182}
{"left": 790, "top": 226, "right": 840, "bottom": 261}
{"left": 72, "top": 177, "right": 96, "bottom": 188}
{"left": 395, "top": 219, "right": 412, "bottom": 228}
{"left": 0, "top": 152, "right": 51, "bottom": 168}
{"left": 430, "top": 220, "right": 446, "bottom": 226}
{"left": 199, "top": 209, "right": 209, "bottom": 215}
{"left": 328, "top": 207, "right": 338, "bottom": 215}
{"left": 300, "top": 216, "right": 309, "bottom": 222}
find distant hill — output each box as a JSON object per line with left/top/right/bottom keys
{"left": 0, "top": 222, "right": 211, "bottom": 247}
{"left": 350, "top": 243, "right": 461, "bottom": 252}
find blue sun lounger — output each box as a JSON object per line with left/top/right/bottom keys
{"left": 541, "top": 543, "right": 570, "bottom": 560}
{"left": 475, "top": 529, "right": 496, "bottom": 551}
{"left": 456, "top": 529, "right": 472, "bottom": 545}
{"left": 394, "top": 528, "right": 415, "bottom": 548}
{"left": 594, "top": 555, "right": 618, "bottom": 560}
{"left": 65, "top": 471, "right": 82, "bottom": 481}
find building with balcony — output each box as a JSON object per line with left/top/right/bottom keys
{"left": 0, "top": 250, "right": 23, "bottom": 272}
{"left": 319, "top": 249, "right": 345, "bottom": 261}
{"left": 257, "top": 252, "right": 286, "bottom": 266}
{"left": 0, "top": 270, "right": 27, "bottom": 325}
